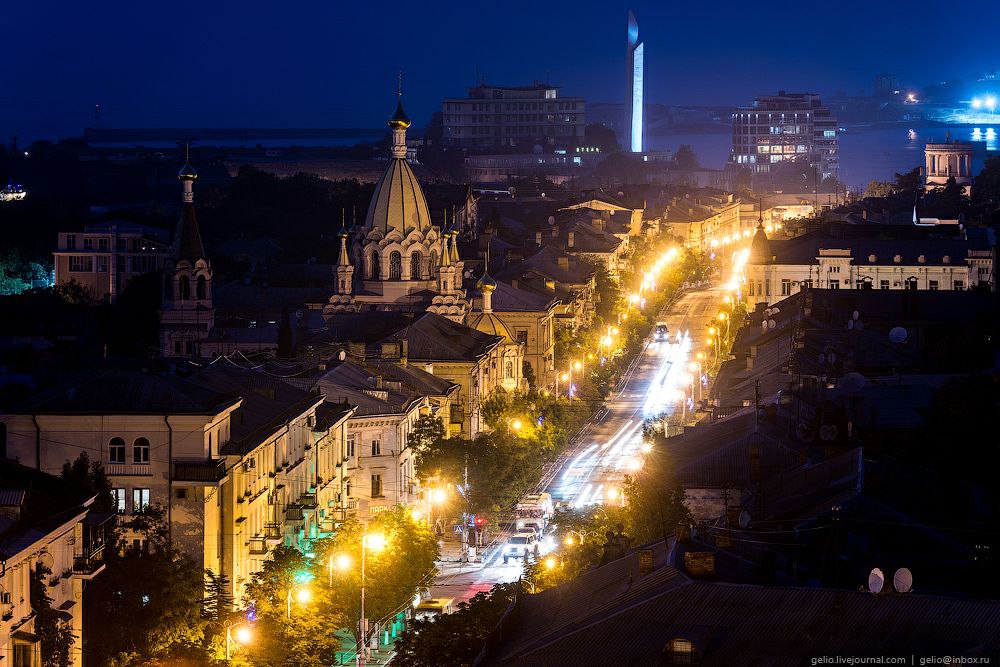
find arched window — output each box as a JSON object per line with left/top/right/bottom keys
{"left": 196, "top": 275, "right": 207, "bottom": 300}
{"left": 410, "top": 251, "right": 422, "bottom": 280}
{"left": 133, "top": 437, "right": 150, "bottom": 464}
{"left": 505, "top": 360, "right": 514, "bottom": 379}
{"left": 178, "top": 275, "right": 190, "bottom": 300}
{"left": 389, "top": 251, "right": 402, "bottom": 281}
{"left": 109, "top": 437, "right": 126, "bottom": 464}
{"left": 429, "top": 250, "right": 438, "bottom": 277}
{"left": 369, "top": 251, "right": 381, "bottom": 280}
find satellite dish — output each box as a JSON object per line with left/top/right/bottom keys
{"left": 761, "top": 321, "right": 768, "bottom": 331}
{"left": 893, "top": 567, "right": 913, "bottom": 593}
{"left": 868, "top": 568, "right": 885, "bottom": 594}
{"left": 847, "top": 320, "right": 854, "bottom": 330}
{"left": 852, "top": 310, "right": 860, "bottom": 321}
{"left": 548, "top": 215, "right": 555, "bottom": 225}
{"left": 768, "top": 319, "right": 776, "bottom": 329}
{"left": 770, "top": 306, "right": 780, "bottom": 314}
{"left": 337, "top": 350, "right": 347, "bottom": 361}
{"left": 889, "top": 327, "right": 908, "bottom": 343}
{"left": 738, "top": 510, "right": 750, "bottom": 528}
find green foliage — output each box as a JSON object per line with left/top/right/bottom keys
{"left": 525, "top": 506, "right": 627, "bottom": 591}
{"left": 30, "top": 566, "right": 75, "bottom": 667}
{"left": 60, "top": 452, "right": 114, "bottom": 513}
{"left": 239, "top": 546, "right": 343, "bottom": 667}
{"left": 480, "top": 391, "right": 510, "bottom": 430}
{"left": 239, "top": 508, "right": 439, "bottom": 665}
{"left": 393, "top": 582, "right": 520, "bottom": 667}
{"left": 583, "top": 123, "right": 620, "bottom": 153}
{"left": 86, "top": 505, "right": 208, "bottom": 665}
{"left": 974, "top": 155, "right": 1000, "bottom": 203}
{"left": 894, "top": 166, "right": 921, "bottom": 192}
{"left": 521, "top": 359, "right": 537, "bottom": 389}
{"left": 621, "top": 429, "right": 692, "bottom": 546}
{"left": 674, "top": 144, "right": 699, "bottom": 170}
{"left": 863, "top": 179, "right": 896, "bottom": 199}
{"left": 202, "top": 570, "right": 235, "bottom": 622}
{"left": 593, "top": 263, "right": 622, "bottom": 322}
{"left": 408, "top": 414, "right": 446, "bottom": 454}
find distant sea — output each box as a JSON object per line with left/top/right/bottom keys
{"left": 647, "top": 123, "right": 999, "bottom": 190}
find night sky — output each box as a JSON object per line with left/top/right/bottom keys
{"left": 5, "top": 0, "right": 996, "bottom": 141}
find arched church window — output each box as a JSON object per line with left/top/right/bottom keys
{"left": 196, "top": 275, "right": 207, "bottom": 300}
{"left": 505, "top": 360, "right": 514, "bottom": 379}
{"left": 389, "top": 252, "right": 402, "bottom": 281}
{"left": 429, "top": 250, "right": 438, "bottom": 277}
{"left": 179, "top": 275, "right": 190, "bottom": 300}
{"left": 410, "top": 251, "right": 422, "bottom": 280}
{"left": 369, "top": 251, "right": 381, "bottom": 280}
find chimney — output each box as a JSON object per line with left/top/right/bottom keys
{"left": 557, "top": 256, "right": 569, "bottom": 270}
{"left": 400, "top": 339, "right": 408, "bottom": 365}
{"left": 535, "top": 231, "right": 542, "bottom": 245}
{"left": 511, "top": 278, "right": 519, "bottom": 289}
{"left": 567, "top": 231, "right": 575, "bottom": 248}
{"left": 375, "top": 375, "right": 384, "bottom": 389}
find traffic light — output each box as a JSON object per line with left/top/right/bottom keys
{"left": 474, "top": 515, "right": 486, "bottom": 527}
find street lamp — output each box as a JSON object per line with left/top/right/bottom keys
{"left": 224, "top": 620, "right": 252, "bottom": 661}
{"left": 556, "top": 371, "right": 569, "bottom": 399}
{"left": 330, "top": 552, "right": 351, "bottom": 585}
{"left": 286, "top": 584, "right": 311, "bottom": 619}
{"left": 358, "top": 532, "right": 387, "bottom": 667}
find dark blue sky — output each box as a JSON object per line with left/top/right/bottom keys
{"left": 4, "top": 0, "right": 996, "bottom": 141}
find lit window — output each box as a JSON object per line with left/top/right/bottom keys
{"left": 132, "top": 488, "right": 150, "bottom": 513}
{"left": 112, "top": 488, "right": 126, "bottom": 514}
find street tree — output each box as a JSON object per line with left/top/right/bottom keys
{"left": 30, "top": 566, "right": 75, "bottom": 667}
{"left": 393, "top": 582, "right": 520, "bottom": 667}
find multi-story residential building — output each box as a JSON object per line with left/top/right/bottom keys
{"left": 464, "top": 150, "right": 606, "bottom": 185}
{"left": 53, "top": 221, "right": 171, "bottom": 303}
{"left": 660, "top": 194, "right": 743, "bottom": 250}
{"left": 0, "top": 366, "right": 356, "bottom": 603}
{"left": 730, "top": 91, "right": 839, "bottom": 181}
{"left": 319, "top": 311, "right": 517, "bottom": 437}
{"left": 743, "top": 224, "right": 995, "bottom": 308}
{"left": 481, "top": 281, "right": 558, "bottom": 391}
{"left": 496, "top": 246, "right": 598, "bottom": 330}
{"left": 442, "top": 83, "right": 585, "bottom": 150}
{"left": 0, "top": 462, "right": 113, "bottom": 667}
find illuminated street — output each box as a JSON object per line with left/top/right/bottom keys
{"left": 427, "top": 282, "right": 726, "bottom": 605}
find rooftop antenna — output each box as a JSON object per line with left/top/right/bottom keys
{"left": 397, "top": 70, "right": 403, "bottom": 98}
{"left": 867, "top": 567, "right": 885, "bottom": 594}
{"left": 94, "top": 103, "right": 101, "bottom": 127}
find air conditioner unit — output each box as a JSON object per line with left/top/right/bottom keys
{"left": 243, "top": 459, "right": 256, "bottom": 472}
{"left": 0, "top": 592, "right": 11, "bottom": 605}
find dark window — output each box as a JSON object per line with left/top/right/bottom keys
{"left": 109, "top": 437, "right": 126, "bottom": 464}
{"left": 179, "top": 275, "right": 190, "bottom": 300}
{"left": 346, "top": 437, "right": 355, "bottom": 458}
{"left": 410, "top": 252, "right": 422, "bottom": 280}
{"left": 371, "top": 439, "right": 381, "bottom": 456}
{"left": 133, "top": 437, "right": 150, "bottom": 463}
{"left": 196, "top": 275, "right": 207, "bottom": 299}
{"left": 369, "top": 252, "right": 380, "bottom": 280}
{"left": 371, "top": 474, "right": 383, "bottom": 498}
{"left": 389, "top": 252, "right": 402, "bottom": 280}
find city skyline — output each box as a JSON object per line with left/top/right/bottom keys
{"left": 4, "top": 0, "right": 999, "bottom": 142}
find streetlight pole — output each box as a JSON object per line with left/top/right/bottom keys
{"left": 359, "top": 534, "right": 367, "bottom": 667}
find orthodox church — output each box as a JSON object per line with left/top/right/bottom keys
{"left": 324, "top": 92, "right": 469, "bottom": 321}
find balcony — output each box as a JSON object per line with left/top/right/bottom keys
{"left": 173, "top": 458, "right": 227, "bottom": 484}
{"left": 264, "top": 523, "right": 282, "bottom": 545}
{"left": 248, "top": 537, "right": 269, "bottom": 555}
{"left": 284, "top": 504, "right": 305, "bottom": 523}
{"left": 72, "top": 555, "right": 105, "bottom": 579}
{"left": 73, "top": 512, "right": 114, "bottom": 579}
{"left": 299, "top": 492, "right": 318, "bottom": 509}
{"left": 105, "top": 463, "right": 152, "bottom": 477}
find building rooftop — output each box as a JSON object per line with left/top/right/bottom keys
{"left": 479, "top": 540, "right": 1000, "bottom": 665}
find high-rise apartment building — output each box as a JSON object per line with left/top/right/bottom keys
{"left": 442, "top": 83, "right": 585, "bottom": 150}
{"left": 730, "top": 92, "right": 839, "bottom": 181}
{"left": 625, "top": 10, "right": 644, "bottom": 152}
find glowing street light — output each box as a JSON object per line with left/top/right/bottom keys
{"left": 510, "top": 418, "right": 523, "bottom": 432}
{"left": 544, "top": 556, "right": 558, "bottom": 570}
{"left": 225, "top": 621, "right": 253, "bottom": 660}
{"left": 987, "top": 95, "right": 998, "bottom": 112}
{"left": 708, "top": 327, "right": 716, "bottom": 336}
{"left": 717, "top": 312, "right": 727, "bottom": 322}
{"left": 972, "top": 97, "right": 983, "bottom": 110}
{"left": 572, "top": 360, "right": 583, "bottom": 371}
